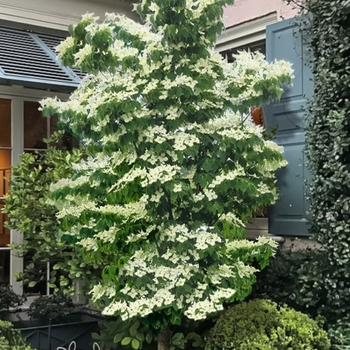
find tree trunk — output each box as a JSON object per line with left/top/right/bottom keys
{"left": 157, "top": 324, "right": 172, "bottom": 350}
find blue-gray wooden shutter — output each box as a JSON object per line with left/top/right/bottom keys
{"left": 264, "top": 17, "right": 313, "bottom": 236}
{"left": 0, "top": 27, "right": 81, "bottom": 91}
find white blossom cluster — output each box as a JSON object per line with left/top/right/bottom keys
{"left": 94, "top": 226, "right": 276, "bottom": 321}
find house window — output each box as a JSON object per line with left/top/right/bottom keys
{"left": 24, "top": 101, "right": 58, "bottom": 151}
{"left": 0, "top": 86, "right": 71, "bottom": 296}
{"left": 0, "top": 98, "right": 11, "bottom": 283}
{"left": 215, "top": 12, "right": 276, "bottom": 58}
{"left": 0, "top": 20, "right": 81, "bottom": 297}
{"left": 221, "top": 40, "right": 266, "bottom": 63}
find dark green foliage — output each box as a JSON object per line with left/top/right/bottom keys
{"left": 93, "top": 316, "right": 210, "bottom": 350}
{"left": 303, "top": 0, "right": 350, "bottom": 345}
{"left": 0, "top": 320, "right": 34, "bottom": 350}
{"left": 327, "top": 318, "right": 350, "bottom": 350}
{"left": 0, "top": 284, "right": 26, "bottom": 318}
{"left": 27, "top": 293, "right": 74, "bottom": 322}
{"left": 250, "top": 248, "right": 350, "bottom": 348}
{"left": 250, "top": 249, "right": 329, "bottom": 320}
{"left": 205, "top": 299, "right": 330, "bottom": 350}
{"left": 92, "top": 317, "right": 156, "bottom": 350}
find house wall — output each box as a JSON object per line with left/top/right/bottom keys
{"left": 216, "top": 0, "right": 299, "bottom": 56}
{"left": 223, "top": 0, "right": 299, "bottom": 28}
{"left": 0, "top": 0, "right": 139, "bottom": 33}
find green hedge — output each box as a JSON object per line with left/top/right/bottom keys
{"left": 304, "top": 0, "right": 350, "bottom": 343}
{"left": 250, "top": 249, "right": 329, "bottom": 320}
{"left": 205, "top": 299, "right": 330, "bottom": 350}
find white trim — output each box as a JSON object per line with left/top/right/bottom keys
{"left": 0, "top": 3, "right": 79, "bottom": 31}
{"left": 10, "top": 96, "right": 23, "bottom": 294}
{"left": 11, "top": 96, "right": 23, "bottom": 170}
{"left": 0, "top": 0, "right": 139, "bottom": 32}
{"left": 215, "top": 13, "right": 277, "bottom": 52}
{"left": 0, "top": 85, "right": 70, "bottom": 100}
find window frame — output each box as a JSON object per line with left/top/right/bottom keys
{"left": 215, "top": 13, "right": 277, "bottom": 55}
{"left": 0, "top": 84, "right": 69, "bottom": 295}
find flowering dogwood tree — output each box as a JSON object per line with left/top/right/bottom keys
{"left": 41, "top": 0, "right": 292, "bottom": 349}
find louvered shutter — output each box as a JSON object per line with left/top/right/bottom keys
{"left": 0, "top": 27, "right": 81, "bottom": 91}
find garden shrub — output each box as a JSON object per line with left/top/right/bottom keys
{"left": 0, "top": 320, "right": 34, "bottom": 350}
{"left": 301, "top": 0, "right": 350, "bottom": 345}
{"left": 249, "top": 247, "right": 350, "bottom": 349}
{"left": 328, "top": 318, "right": 350, "bottom": 350}
{"left": 93, "top": 317, "right": 155, "bottom": 350}
{"left": 27, "top": 293, "right": 75, "bottom": 322}
{"left": 205, "top": 299, "right": 330, "bottom": 350}
{"left": 250, "top": 0, "right": 350, "bottom": 346}
{"left": 0, "top": 284, "right": 26, "bottom": 318}
{"left": 250, "top": 248, "right": 329, "bottom": 320}
{"left": 93, "top": 316, "right": 208, "bottom": 350}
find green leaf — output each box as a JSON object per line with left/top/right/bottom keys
{"left": 145, "top": 332, "right": 153, "bottom": 344}
{"left": 135, "top": 331, "right": 145, "bottom": 342}
{"left": 129, "top": 322, "right": 138, "bottom": 337}
{"left": 113, "top": 333, "right": 124, "bottom": 344}
{"left": 91, "top": 332, "right": 100, "bottom": 341}
{"left": 121, "top": 337, "right": 132, "bottom": 346}
{"left": 131, "top": 339, "right": 140, "bottom": 349}
{"left": 170, "top": 314, "right": 182, "bottom": 326}
{"left": 68, "top": 24, "right": 74, "bottom": 36}
{"left": 53, "top": 263, "right": 63, "bottom": 270}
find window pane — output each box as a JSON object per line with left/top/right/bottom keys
{"left": 222, "top": 40, "right": 266, "bottom": 63}
{"left": 50, "top": 115, "right": 80, "bottom": 150}
{"left": 50, "top": 114, "right": 58, "bottom": 135}
{"left": 24, "top": 101, "right": 47, "bottom": 149}
{"left": 0, "top": 249, "right": 10, "bottom": 283}
{"left": 0, "top": 150, "right": 11, "bottom": 198}
{"left": 0, "top": 99, "right": 11, "bottom": 148}
{"left": 0, "top": 150, "right": 10, "bottom": 246}
{"left": 0, "top": 200, "right": 10, "bottom": 246}
{"left": 23, "top": 253, "right": 48, "bottom": 296}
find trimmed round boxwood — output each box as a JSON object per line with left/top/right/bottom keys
{"left": 205, "top": 299, "right": 330, "bottom": 350}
